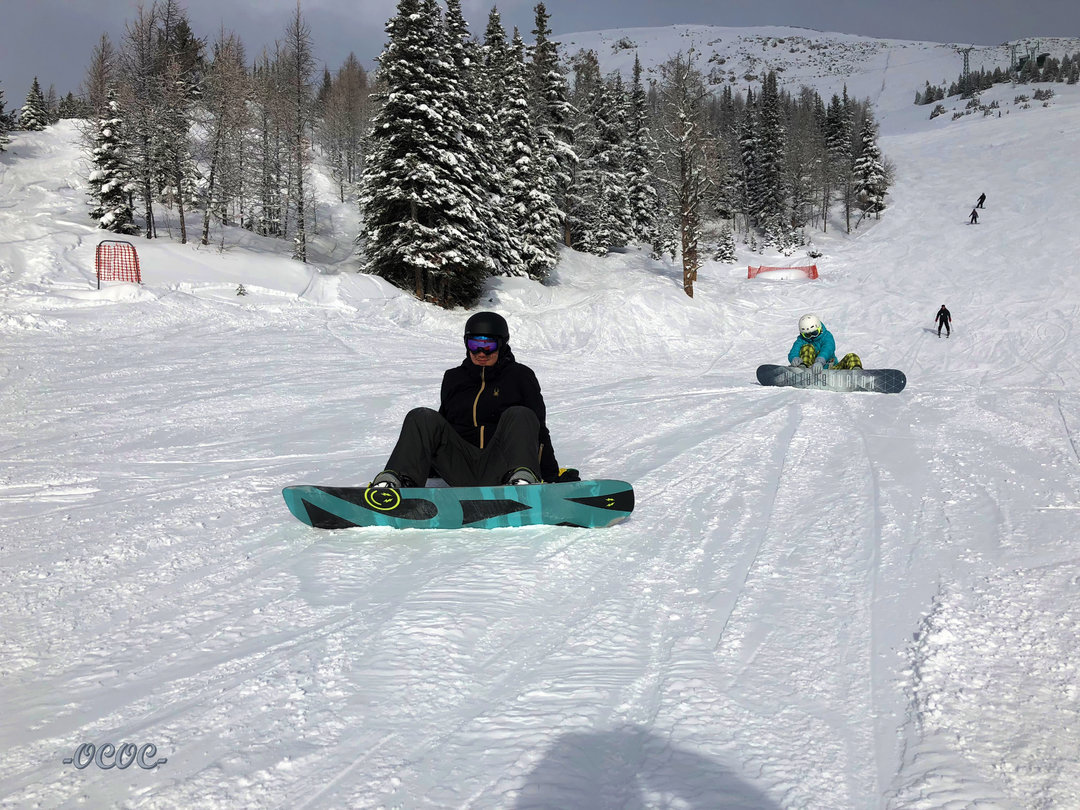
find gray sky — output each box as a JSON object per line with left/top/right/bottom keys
{"left": 2, "top": 0, "right": 1078, "bottom": 105}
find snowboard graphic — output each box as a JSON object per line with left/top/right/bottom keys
{"left": 283, "top": 480, "right": 635, "bottom": 530}
{"left": 756, "top": 364, "right": 907, "bottom": 394}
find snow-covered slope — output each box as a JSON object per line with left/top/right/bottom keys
{"left": 559, "top": 25, "right": 1080, "bottom": 134}
{"left": 2, "top": 32, "right": 1080, "bottom": 810}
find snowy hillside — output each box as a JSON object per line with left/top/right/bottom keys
{"left": 3, "top": 29, "right": 1080, "bottom": 810}
{"left": 560, "top": 25, "right": 1080, "bottom": 133}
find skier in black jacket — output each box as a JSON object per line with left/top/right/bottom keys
{"left": 370, "top": 312, "right": 565, "bottom": 488}
{"left": 935, "top": 304, "right": 952, "bottom": 338}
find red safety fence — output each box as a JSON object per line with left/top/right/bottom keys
{"left": 747, "top": 264, "right": 818, "bottom": 279}
{"left": 95, "top": 240, "right": 142, "bottom": 288}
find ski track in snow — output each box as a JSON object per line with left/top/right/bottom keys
{"left": 4, "top": 36, "right": 1080, "bottom": 810}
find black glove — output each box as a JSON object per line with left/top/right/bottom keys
{"left": 554, "top": 468, "right": 581, "bottom": 483}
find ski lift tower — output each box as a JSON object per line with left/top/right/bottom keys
{"left": 956, "top": 46, "right": 975, "bottom": 96}
{"left": 957, "top": 46, "right": 974, "bottom": 79}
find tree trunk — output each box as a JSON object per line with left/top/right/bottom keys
{"left": 177, "top": 166, "right": 187, "bottom": 244}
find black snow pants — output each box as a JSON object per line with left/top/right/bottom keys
{"left": 384, "top": 406, "right": 542, "bottom": 487}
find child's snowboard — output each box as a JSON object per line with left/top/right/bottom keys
{"left": 756, "top": 364, "right": 907, "bottom": 394}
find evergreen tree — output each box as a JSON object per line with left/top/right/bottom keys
{"left": 784, "top": 86, "right": 821, "bottom": 234}
{"left": 88, "top": 89, "right": 138, "bottom": 234}
{"left": 500, "top": 30, "right": 556, "bottom": 280}
{"left": 755, "top": 71, "right": 788, "bottom": 245}
{"left": 0, "top": 83, "right": 11, "bottom": 151}
{"left": 712, "top": 223, "right": 737, "bottom": 262}
{"left": 481, "top": 8, "right": 512, "bottom": 120}
{"left": 737, "top": 92, "right": 761, "bottom": 228}
{"left": 20, "top": 77, "right": 48, "bottom": 131}
{"left": 594, "top": 73, "right": 632, "bottom": 250}
{"left": 359, "top": 0, "right": 490, "bottom": 307}
{"left": 565, "top": 49, "right": 603, "bottom": 253}
{"left": 626, "top": 54, "right": 659, "bottom": 245}
{"left": 825, "top": 90, "right": 854, "bottom": 232}
{"left": 853, "top": 112, "right": 887, "bottom": 219}
{"left": 710, "top": 137, "right": 740, "bottom": 229}
{"left": 443, "top": 0, "right": 520, "bottom": 278}
{"left": 530, "top": 3, "right": 575, "bottom": 246}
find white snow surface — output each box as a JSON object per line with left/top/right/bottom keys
{"left": 3, "top": 28, "right": 1080, "bottom": 810}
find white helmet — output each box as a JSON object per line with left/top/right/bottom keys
{"left": 798, "top": 314, "right": 823, "bottom": 339}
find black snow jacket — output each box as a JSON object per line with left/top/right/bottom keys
{"left": 935, "top": 307, "right": 952, "bottom": 325}
{"left": 438, "top": 344, "right": 560, "bottom": 481}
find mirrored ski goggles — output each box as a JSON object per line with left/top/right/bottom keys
{"left": 800, "top": 327, "right": 820, "bottom": 339}
{"left": 465, "top": 336, "right": 500, "bottom": 354}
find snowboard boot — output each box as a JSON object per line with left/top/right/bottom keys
{"left": 505, "top": 467, "right": 540, "bottom": 486}
{"left": 370, "top": 470, "right": 415, "bottom": 489}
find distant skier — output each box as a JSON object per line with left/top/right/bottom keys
{"left": 976, "top": 192, "right": 986, "bottom": 209}
{"left": 969, "top": 208, "right": 979, "bottom": 224}
{"left": 935, "top": 304, "right": 952, "bottom": 338}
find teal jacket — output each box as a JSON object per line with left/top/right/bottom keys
{"left": 788, "top": 325, "right": 837, "bottom": 367}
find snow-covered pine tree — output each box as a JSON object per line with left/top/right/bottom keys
{"left": 443, "top": 0, "right": 521, "bottom": 278}
{"left": 565, "top": 49, "right": 604, "bottom": 254}
{"left": 755, "top": 71, "right": 787, "bottom": 246}
{"left": 88, "top": 89, "right": 138, "bottom": 234}
{"left": 529, "top": 3, "right": 575, "bottom": 247}
{"left": 738, "top": 92, "right": 762, "bottom": 230}
{"left": 826, "top": 89, "right": 855, "bottom": 232}
{"left": 712, "top": 223, "right": 737, "bottom": 262}
{"left": 359, "top": 0, "right": 490, "bottom": 307}
{"left": 500, "top": 30, "right": 556, "bottom": 281}
{"left": 0, "top": 83, "right": 10, "bottom": 151}
{"left": 626, "top": 54, "right": 660, "bottom": 245}
{"left": 20, "top": 78, "right": 48, "bottom": 131}
{"left": 594, "top": 73, "right": 633, "bottom": 251}
{"left": 853, "top": 112, "right": 888, "bottom": 219}
{"left": 481, "top": 8, "right": 513, "bottom": 120}
{"left": 711, "top": 138, "right": 741, "bottom": 245}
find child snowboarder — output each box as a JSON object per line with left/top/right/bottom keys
{"left": 788, "top": 314, "right": 862, "bottom": 371}
{"left": 969, "top": 208, "right": 979, "bottom": 224}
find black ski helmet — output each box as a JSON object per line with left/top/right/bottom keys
{"left": 464, "top": 311, "right": 509, "bottom": 343}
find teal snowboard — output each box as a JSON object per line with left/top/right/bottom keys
{"left": 756, "top": 364, "right": 907, "bottom": 394}
{"left": 283, "top": 480, "right": 635, "bottom": 530}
